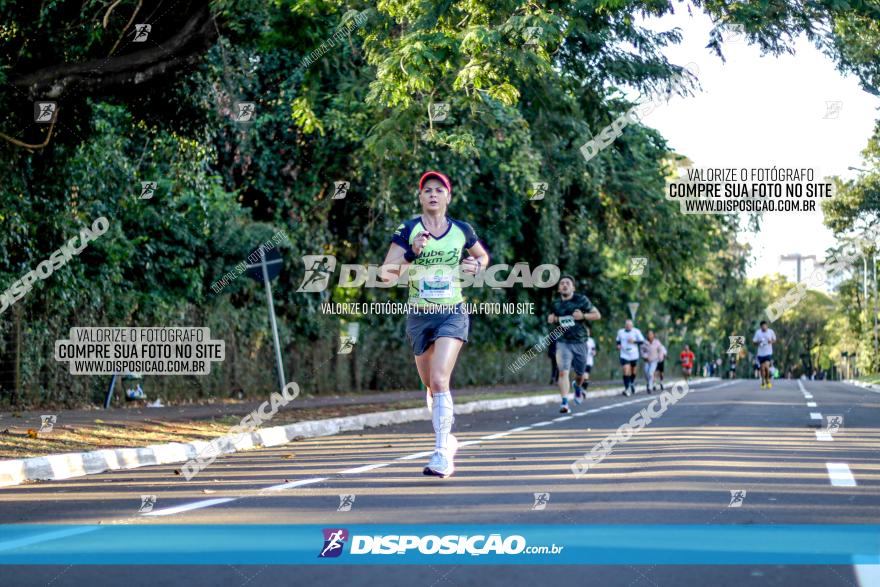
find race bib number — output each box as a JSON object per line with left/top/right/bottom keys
{"left": 560, "top": 316, "right": 575, "bottom": 328}
{"left": 419, "top": 275, "right": 453, "bottom": 299}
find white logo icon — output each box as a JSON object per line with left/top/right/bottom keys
{"left": 429, "top": 102, "right": 449, "bottom": 122}
{"left": 337, "top": 494, "right": 356, "bottom": 511}
{"left": 728, "top": 490, "right": 746, "bottom": 507}
{"left": 297, "top": 255, "right": 337, "bottom": 292}
{"left": 140, "top": 181, "right": 157, "bottom": 200}
{"left": 823, "top": 101, "right": 843, "bottom": 119}
{"left": 139, "top": 495, "right": 157, "bottom": 513}
{"left": 39, "top": 415, "right": 57, "bottom": 433}
{"left": 338, "top": 336, "right": 356, "bottom": 355}
{"left": 727, "top": 336, "right": 745, "bottom": 354}
{"left": 35, "top": 102, "right": 57, "bottom": 123}
{"left": 235, "top": 102, "right": 256, "bottom": 122}
{"left": 530, "top": 182, "right": 547, "bottom": 201}
{"left": 333, "top": 181, "right": 349, "bottom": 200}
{"left": 532, "top": 492, "right": 550, "bottom": 510}
{"left": 524, "top": 27, "right": 542, "bottom": 47}
{"left": 629, "top": 257, "right": 647, "bottom": 276}
{"left": 826, "top": 415, "right": 843, "bottom": 434}
{"left": 133, "top": 24, "right": 151, "bottom": 42}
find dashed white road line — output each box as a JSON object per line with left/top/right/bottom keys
{"left": 810, "top": 412, "right": 823, "bottom": 420}
{"left": 807, "top": 402, "right": 817, "bottom": 407}
{"left": 816, "top": 431, "right": 834, "bottom": 441}
{"left": 826, "top": 463, "right": 857, "bottom": 487}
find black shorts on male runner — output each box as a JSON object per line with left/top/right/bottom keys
{"left": 656, "top": 360, "right": 665, "bottom": 373}
{"left": 619, "top": 358, "right": 638, "bottom": 367}
{"left": 758, "top": 354, "right": 773, "bottom": 365}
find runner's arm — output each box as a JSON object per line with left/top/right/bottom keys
{"left": 462, "top": 241, "right": 490, "bottom": 274}
{"left": 379, "top": 243, "right": 409, "bottom": 283}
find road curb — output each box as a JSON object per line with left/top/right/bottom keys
{"left": 844, "top": 379, "right": 880, "bottom": 392}
{"left": 0, "top": 378, "right": 713, "bottom": 487}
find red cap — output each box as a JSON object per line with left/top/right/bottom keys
{"left": 419, "top": 171, "right": 452, "bottom": 194}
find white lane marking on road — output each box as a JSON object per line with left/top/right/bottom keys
{"left": 509, "top": 426, "right": 532, "bottom": 433}
{"left": 142, "top": 379, "right": 733, "bottom": 518}
{"left": 396, "top": 451, "right": 435, "bottom": 461}
{"left": 853, "top": 559, "right": 880, "bottom": 587}
{"left": 810, "top": 412, "right": 823, "bottom": 420}
{"left": 263, "top": 477, "right": 328, "bottom": 491}
{"left": 816, "top": 431, "right": 834, "bottom": 441}
{"left": 807, "top": 402, "right": 817, "bottom": 407}
{"left": 797, "top": 380, "right": 807, "bottom": 393}
{"left": 338, "top": 463, "right": 390, "bottom": 475}
{"left": 142, "top": 498, "right": 237, "bottom": 517}
{"left": 826, "top": 463, "right": 857, "bottom": 487}
{"left": 804, "top": 393, "right": 813, "bottom": 399}
{"left": 0, "top": 526, "right": 101, "bottom": 552}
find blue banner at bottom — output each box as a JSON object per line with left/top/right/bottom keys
{"left": 0, "top": 525, "right": 877, "bottom": 565}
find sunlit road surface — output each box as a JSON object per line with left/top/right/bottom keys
{"left": 1, "top": 379, "right": 878, "bottom": 586}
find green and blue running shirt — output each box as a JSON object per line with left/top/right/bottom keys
{"left": 391, "top": 216, "right": 479, "bottom": 307}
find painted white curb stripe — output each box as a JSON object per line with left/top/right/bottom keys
{"left": 826, "top": 463, "right": 857, "bottom": 487}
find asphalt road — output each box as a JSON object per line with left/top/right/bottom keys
{"left": 1, "top": 378, "right": 878, "bottom": 586}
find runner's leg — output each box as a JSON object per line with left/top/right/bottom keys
{"left": 415, "top": 346, "right": 434, "bottom": 411}
{"left": 428, "top": 337, "right": 463, "bottom": 454}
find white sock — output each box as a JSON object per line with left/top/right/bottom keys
{"left": 432, "top": 391, "right": 454, "bottom": 452}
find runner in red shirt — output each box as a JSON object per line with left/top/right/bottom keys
{"left": 679, "top": 344, "right": 695, "bottom": 382}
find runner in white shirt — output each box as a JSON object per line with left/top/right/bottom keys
{"left": 753, "top": 320, "right": 777, "bottom": 389}
{"left": 616, "top": 319, "right": 645, "bottom": 396}
{"left": 640, "top": 330, "right": 665, "bottom": 394}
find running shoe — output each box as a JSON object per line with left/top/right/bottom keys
{"left": 760, "top": 382, "right": 766, "bottom": 389}
{"left": 423, "top": 435, "right": 457, "bottom": 478}
{"left": 560, "top": 404, "right": 571, "bottom": 413}
{"left": 767, "top": 382, "right": 773, "bottom": 389}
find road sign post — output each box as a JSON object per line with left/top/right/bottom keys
{"left": 247, "top": 245, "right": 286, "bottom": 397}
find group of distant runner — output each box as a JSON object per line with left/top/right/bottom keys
{"left": 378, "top": 169, "right": 780, "bottom": 478}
